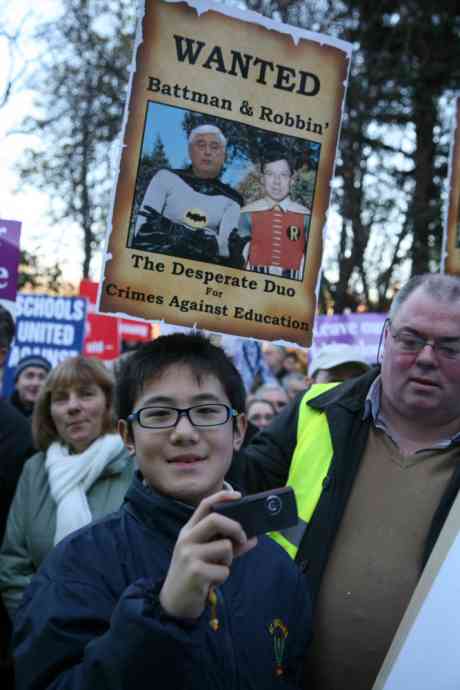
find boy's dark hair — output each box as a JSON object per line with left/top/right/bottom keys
{"left": 115, "top": 332, "right": 246, "bottom": 421}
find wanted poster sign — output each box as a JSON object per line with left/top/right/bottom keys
{"left": 443, "top": 96, "right": 460, "bottom": 276}
{"left": 99, "top": 0, "right": 352, "bottom": 346}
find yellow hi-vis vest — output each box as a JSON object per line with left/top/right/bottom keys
{"left": 269, "top": 383, "right": 339, "bottom": 559}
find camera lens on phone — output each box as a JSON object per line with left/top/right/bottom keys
{"left": 266, "top": 495, "right": 282, "bottom": 516}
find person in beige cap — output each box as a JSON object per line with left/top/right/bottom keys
{"left": 308, "top": 344, "right": 370, "bottom": 384}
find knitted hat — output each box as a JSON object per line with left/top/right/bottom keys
{"left": 14, "top": 354, "right": 52, "bottom": 382}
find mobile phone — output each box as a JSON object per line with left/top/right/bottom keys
{"left": 212, "top": 487, "right": 298, "bottom": 539}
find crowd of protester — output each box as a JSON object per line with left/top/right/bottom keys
{"left": 1, "top": 271, "right": 457, "bottom": 689}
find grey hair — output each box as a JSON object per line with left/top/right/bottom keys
{"left": 389, "top": 273, "right": 460, "bottom": 322}
{"left": 188, "top": 125, "right": 226, "bottom": 147}
{"left": 254, "top": 383, "right": 287, "bottom": 398}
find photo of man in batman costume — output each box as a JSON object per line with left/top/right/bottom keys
{"left": 131, "top": 125, "right": 243, "bottom": 267}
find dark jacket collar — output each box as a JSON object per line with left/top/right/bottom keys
{"left": 171, "top": 167, "right": 244, "bottom": 205}
{"left": 10, "top": 389, "right": 34, "bottom": 418}
{"left": 307, "top": 366, "right": 381, "bottom": 414}
{"left": 124, "top": 471, "right": 194, "bottom": 546}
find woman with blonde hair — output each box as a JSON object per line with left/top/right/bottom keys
{"left": 0, "top": 355, "right": 134, "bottom": 620}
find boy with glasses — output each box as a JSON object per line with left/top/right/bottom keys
{"left": 13, "top": 333, "right": 311, "bottom": 690}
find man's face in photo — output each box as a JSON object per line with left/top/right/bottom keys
{"left": 263, "top": 159, "right": 292, "bottom": 203}
{"left": 189, "top": 133, "right": 226, "bottom": 179}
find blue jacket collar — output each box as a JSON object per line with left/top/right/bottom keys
{"left": 124, "top": 471, "right": 194, "bottom": 546}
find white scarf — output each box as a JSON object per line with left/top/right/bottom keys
{"left": 46, "top": 433, "right": 125, "bottom": 545}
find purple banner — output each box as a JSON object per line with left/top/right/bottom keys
{"left": 311, "top": 313, "right": 387, "bottom": 365}
{"left": 0, "top": 219, "right": 22, "bottom": 314}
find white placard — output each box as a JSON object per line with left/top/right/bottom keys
{"left": 373, "top": 491, "right": 460, "bottom": 690}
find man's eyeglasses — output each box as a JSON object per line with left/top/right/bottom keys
{"left": 388, "top": 322, "right": 460, "bottom": 360}
{"left": 127, "top": 403, "right": 238, "bottom": 429}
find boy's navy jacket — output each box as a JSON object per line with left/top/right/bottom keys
{"left": 13, "top": 472, "right": 311, "bottom": 689}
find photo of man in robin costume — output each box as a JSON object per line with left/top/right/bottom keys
{"left": 233, "top": 150, "right": 310, "bottom": 280}
{"left": 130, "top": 125, "right": 243, "bottom": 267}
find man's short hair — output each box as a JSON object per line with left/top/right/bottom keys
{"left": 115, "top": 333, "right": 246, "bottom": 422}
{"left": 254, "top": 382, "right": 287, "bottom": 398}
{"left": 260, "top": 150, "right": 294, "bottom": 175}
{"left": 188, "top": 125, "right": 226, "bottom": 148}
{"left": 389, "top": 273, "right": 460, "bottom": 322}
{"left": 246, "top": 397, "right": 276, "bottom": 416}
{"left": 0, "top": 305, "right": 15, "bottom": 352}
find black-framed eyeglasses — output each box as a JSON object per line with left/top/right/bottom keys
{"left": 127, "top": 403, "right": 238, "bottom": 429}
{"left": 387, "top": 321, "right": 460, "bottom": 360}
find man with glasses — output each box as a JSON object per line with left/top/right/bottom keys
{"left": 13, "top": 333, "right": 311, "bottom": 690}
{"left": 229, "top": 273, "right": 460, "bottom": 690}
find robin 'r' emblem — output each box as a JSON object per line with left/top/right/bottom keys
{"left": 287, "top": 225, "right": 301, "bottom": 241}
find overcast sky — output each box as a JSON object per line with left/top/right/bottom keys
{"left": 0, "top": 0, "right": 101, "bottom": 288}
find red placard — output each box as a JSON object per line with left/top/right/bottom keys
{"left": 79, "top": 281, "right": 152, "bottom": 359}
{"left": 79, "top": 280, "right": 121, "bottom": 361}
{"left": 119, "top": 318, "right": 151, "bottom": 342}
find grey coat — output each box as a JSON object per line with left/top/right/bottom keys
{"left": 0, "top": 444, "right": 134, "bottom": 619}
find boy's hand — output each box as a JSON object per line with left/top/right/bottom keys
{"left": 159, "top": 490, "right": 257, "bottom": 620}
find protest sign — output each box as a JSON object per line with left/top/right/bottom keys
{"left": 310, "top": 312, "right": 387, "bottom": 365}
{"left": 0, "top": 219, "right": 22, "bottom": 319}
{"left": 119, "top": 318, "right": 151, "bottom": 343}
{"left": 2, "top": 293, "right": 87, "bottom": 397}
{"left": 373, "top": 491, "right": 460, "bottom": 690}
{"left": 79, "top": 279, "right": 151, "bottom": 359}
{"left": 98, "top": 0, "right": 352, "bottom": 346}
{"left": 79, "top": 279, "right": 121, "bottom": 360}
{"left": 443, "top": 96, "right": 460, "bottom": 275}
